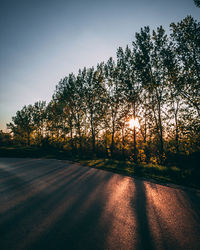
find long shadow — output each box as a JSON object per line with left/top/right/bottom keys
{"left": 27, "top": 171, "right": 113, "bottom": 250}
{"left": 173, "top": 188, "right": 200, "bottom": 248}
{"left": 174, "top": 189, "right": 200, "bottom": 224}
{"left": 0, "top": 158, "right": 66, "bottom": 178}
{"left": 133, "top": 179, "right": 156, "bottom": 250}
{"left": 0, "top": 164, "right": 91, "bottom": 224}
{"left": 1, "top": 164, "right": 113, "bottom": 250}
{"left": 145, "top": 182, "right": 200, "bottom": 250}
{"left": 147, "top": 183, "right": 181, "bottom": 250}
{"left": 0, "top": 158, "right": 43, "bottom": 173}
{"left": 0, "top": 161, "right": 53, "bottom": 191}
{"left": 0, "top": 158, "right": 72, "bottom": 179}
{"left": 0, "top": 160, "right": 73, "bottom": 194}
{"left": 3, "top": 158, "right": 199, "bottom": 250}
{"left": 133, "top": 180, "right": 181, "bottom": 250}
{"left": 0, "top": 168, "right": 96, "bottom": 249}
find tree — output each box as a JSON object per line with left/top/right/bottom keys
{"left": 6, "top": 15, "right": 200, "bottom": 164}
{"left": 104, "top": 57, "right": 125, "bottom": 157}
{"left": 0, "top": 130, "right": 12, "bottom": 146}
{"left": 132, "top": 26, "right": 153, "bottom": 161}
{"left": 170, "top": 16, "right": 200, "bottom": 118}
{"left": 7, "top": 105, "right": 35, "bottom": 145}
{"left": 53, "top": 75, "right": 77, "bottom": 151}
{"left": 194, "top": 0, "right": 200, "bottom": 8}
{"left": 32, "top": 101, "right": 46, "bottom": 145}
{"left": 84, "top": 65, "right": 106, "bottom": 154}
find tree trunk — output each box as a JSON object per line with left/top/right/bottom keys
{"left": 133, "top": 126, "right": 137, "bottom": 163}
{"left": 27, "top": 131, "right": 30, "bottom": 146}
{"left": 70, "top": 127, "right": 74, "bottom": 151}
{"left": 92, "top": 127, "right": 96, "bottom": 154}
{"left": 133, "top": 102, "right": 137, "bottom": 163}
{"left": 157, "top": 100, "right": 164, "bottom": 162}
{"left": 110, "top": 117, "right": 115, "bottom": 158}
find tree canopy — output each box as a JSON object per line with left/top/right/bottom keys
{"left": 7, "top": 15, "right": 200, "bottom": 165}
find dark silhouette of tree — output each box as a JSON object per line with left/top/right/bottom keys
{"left": 170, "top": 16, "right": 200, "bottom": 118}
{"left": 194, "top": 0, "right": 200, "bottom": 7}
{"left": 0, "top": 130, "right": 12, "bottom": 146}
{"left": 6, "top": 15, "right": 200, "bottom": 164}
{"left": 32, "top": 101, "right": 47, "bottom": 145}
{"left": 104, "top": 57, "right": 125, "bottom": 157}
{"left": 83, "top": 66, "right": 106, "bottom": 154}
{"left": 7, "top": 105, "right": 35, "bottom": 145}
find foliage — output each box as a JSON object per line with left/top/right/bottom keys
{"left": 0, "top": 130, "right": 12, "bottom": 146}
{"left": 194, "top": 0, "right": 200, "bottom": 8}
{"left": 6, "top": 16, "right": 200, "bottom": 175}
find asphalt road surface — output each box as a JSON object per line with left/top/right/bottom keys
{"left": 0, "top": 158, "right": 200, "bottom": 250}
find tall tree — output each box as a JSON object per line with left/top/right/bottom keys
{"left": 7, "top": 105, "right": 35, "bottom": 145}
{"left": 32, "top": 101, "right": 47, "bottom": 145}
{"left": 132, "top": 26, "right": 153, "bottom": 159}
{"left": 53, "top": 75, "right": 77, "bottom": 151}
{"left": 105, "top": 57, "right": 124, "bottom": 157}
{"left": 84, "top": 65, "right": 106, "bottom": 154}
{"left": 170, "top": 16, "right": 200, "bottom": 118}
{"left": 125, "top": 46, "right": 140, "bottom": 162}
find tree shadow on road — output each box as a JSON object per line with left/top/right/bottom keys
{"left": 132, "top": 179, "right": 156, "bottom": 250}
{"left": 1, "top": 158, "right": 200, "bottom": 250}
{"left": 26, "top": 170, "right": 113, "bottom": 250}
{"left": 135, "top": 181, "right": 200, "bottom": 250}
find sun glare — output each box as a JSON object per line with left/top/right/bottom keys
{"left": 129, "top": 118, "right": 140, "bottom": 129}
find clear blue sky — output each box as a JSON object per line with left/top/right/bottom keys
{"left": 0, "top": 0, "right": 199, "bottom": 131}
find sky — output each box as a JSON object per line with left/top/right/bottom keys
{"left": 0, "top": 0, "right": 199, "bottom": 131}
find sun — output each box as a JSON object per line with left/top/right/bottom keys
{"left": 129, "top": 118, "right": 140, "bottom": 129}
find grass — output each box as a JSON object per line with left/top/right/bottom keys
{"left": 0, "top": 146, "right": 199, "bottom": 190}
{"left": 79, "top": 158, "right": 199, "bottom": 190}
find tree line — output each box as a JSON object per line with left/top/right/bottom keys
{"left": 7, "top": 16, "right": 200, "bottom": 165}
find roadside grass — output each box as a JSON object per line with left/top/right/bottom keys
{"left": 0, "top": 146, "right": 199, "bottom": 189}
{"left": 79, "top": 158, "right": 199, "bottom": 189}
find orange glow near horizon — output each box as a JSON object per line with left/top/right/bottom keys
{"left": 129, "top": 118, "right": 140, "bottom": 129}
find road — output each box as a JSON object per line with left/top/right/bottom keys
{"left": 0, "top": 158, "right": 200, "bottom": 250}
